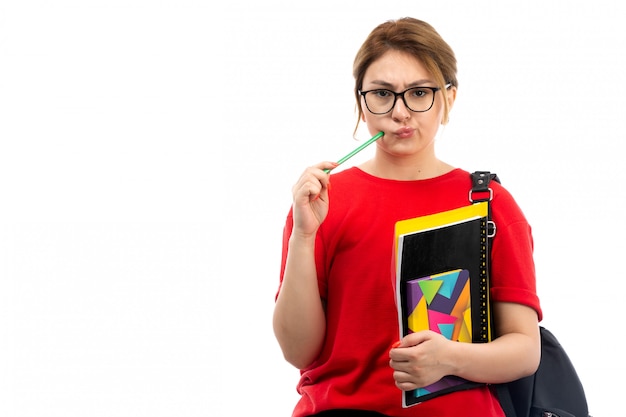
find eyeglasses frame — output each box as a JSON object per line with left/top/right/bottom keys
{"left": 358, "top": 84, "right": 452, "bottom": 115}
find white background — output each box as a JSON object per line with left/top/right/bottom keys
{"left": 1, "top": 0, "right": 624, "bottom": 416}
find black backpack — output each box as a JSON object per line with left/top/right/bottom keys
{"left": 496, "top": 326, "right": 590, "bottom": 417}
{"left": 470, "top": 171, "right": 591, "bottom": 417}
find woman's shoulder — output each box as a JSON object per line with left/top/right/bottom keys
{"left": 484, "top": 174, "right": 529, "bottom": 225}
{"left": 453, "top": 169, "right": 525, "bottom": 217}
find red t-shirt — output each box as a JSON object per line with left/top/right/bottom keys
{"left": 277, "top": 168, "right": 542, "bottom": 417}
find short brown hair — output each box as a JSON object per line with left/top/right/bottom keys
{"left": 353, "top": 18, "right": 458, "bottom": 131}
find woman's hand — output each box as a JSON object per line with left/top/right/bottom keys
{"left": 291, "top": 162, "right": 338, "bottom": 237}
{"left": 389, "top": 303, "right": 541, "bottom": 391}
{"left": 389, "top": 330, "right": 455, "bottom": 391}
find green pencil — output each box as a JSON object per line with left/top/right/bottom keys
{"left": 324, "top": 131, "right": 384, "bottom": 173}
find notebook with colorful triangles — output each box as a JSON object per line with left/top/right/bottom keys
{"left": 394, "top": 202, "right": 493, "bottom": 407}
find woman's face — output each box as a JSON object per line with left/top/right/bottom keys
{"left": 360, "top": 49, "right": 456, "bottom": 160}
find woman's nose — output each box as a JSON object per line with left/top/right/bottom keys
{"left": 391, "top": 96, "right": 411, "bottom": 121}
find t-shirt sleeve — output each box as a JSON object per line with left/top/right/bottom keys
{"left": 489, "top": 186, "right": 543, "bottom": 321}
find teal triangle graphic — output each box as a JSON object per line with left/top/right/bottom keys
{"left": 438, "top": 323, "right": 455, "bottom": 339}
{"left": 434, "top": 270, "right": 459, "bottom": 298}
{"left": 415, "top": 387, "right": 431, "bottom": 397}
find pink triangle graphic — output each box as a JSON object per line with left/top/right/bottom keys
{"left": 427, "top": 309, "right": 457, "bottom": 335}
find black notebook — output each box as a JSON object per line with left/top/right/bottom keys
{"left": 393, "top": 202, "right": 493, "bottom": 407}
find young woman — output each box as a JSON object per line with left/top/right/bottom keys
{"left": 273, "top": 17, "right": 542, "bottom": 417}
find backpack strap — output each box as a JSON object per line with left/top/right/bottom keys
{"left": 469, "top": 171, "right": 500, "bottom": 201}
{"left": 468, "top": 171, "right": 500, "bottom": 240}
{"left": 470, "top": 171, "right": 517, "bottom": 417}
{"left": 496, "top": 382, "right": 519, "bottom": 417}
{"left": 469, "top": 171, "right": 499, "bottom": 239}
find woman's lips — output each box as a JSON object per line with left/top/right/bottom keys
{"left": 394, "top": 127, "right": 414, "bottom": 139}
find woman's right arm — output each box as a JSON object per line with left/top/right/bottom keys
{"left": 272, "top": 162, "right": 337, "bottom": 369}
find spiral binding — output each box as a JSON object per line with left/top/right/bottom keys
{"left": 478, "top": 217, "right": 491, "bottom": 342}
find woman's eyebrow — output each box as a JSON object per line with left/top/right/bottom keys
{"left": 407, "top": 79, "right": 436, "bottom": 87}
{"left": 364, "top": 79, "right": 435, "bottom": 89}
{"left": 366, "top": 80, "right": 394, "bottom": 88}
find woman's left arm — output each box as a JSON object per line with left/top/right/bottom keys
{"left": 460, "top": 301, "right": 541, "bottom": 383}
{"left": 390, "top": 301, "right": 540, "bottom": 390}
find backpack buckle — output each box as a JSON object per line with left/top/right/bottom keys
{"left": 469, "top": 171, "right": 496, "bottom": 203}
{"left": 469, "top": 187, "right": 493, "bottom": 203}
{"left": 487, "top": 220, "right": 496, "bottom": 238}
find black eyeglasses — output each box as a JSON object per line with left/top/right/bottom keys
{"left": 358, "top": 84, "right": 450, "bottom": 115}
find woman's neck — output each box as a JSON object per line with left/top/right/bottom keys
{"left": 359, "top": 157, "right": 454, "bottom": 181}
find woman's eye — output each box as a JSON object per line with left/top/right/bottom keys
{"left": 410, "top": 89, "right": 427, "bottom": 98}
{"left": 375, "top": 90, "right": 392, "bottom": 98}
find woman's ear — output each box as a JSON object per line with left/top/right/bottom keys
{"left": 441, "top": 86, "right": 457, "bottom": 125}
{"left": 446, "top": 85, "right": 457, "bottom": 110}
